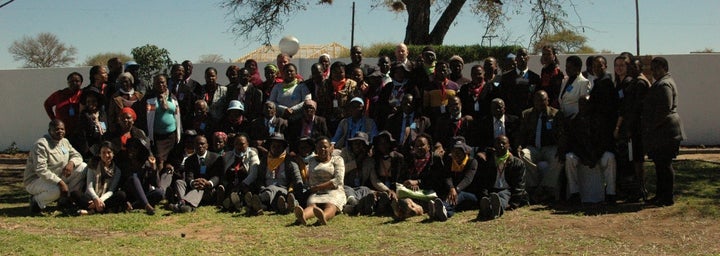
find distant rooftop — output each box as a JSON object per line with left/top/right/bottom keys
{"left": 235, "top": 42, "right": 349, "bottom": 63}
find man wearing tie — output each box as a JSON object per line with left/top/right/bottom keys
{"left": 385, "top": 94, "right": 431, "bottom": 156}
{"left": 168, "top": 135, "right": 221, "bottom": 213}
{"left": 516, "top": 90, "right": 563, "bottom": 203}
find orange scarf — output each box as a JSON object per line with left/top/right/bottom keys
{"left": 332, "top": 79, "right": 346, "bottom": 93}
{"left": 266, "top": 151, "right": 287, "bottom": 175}
{"left": 451, "top": 154, "right": 469, "bottom": 172}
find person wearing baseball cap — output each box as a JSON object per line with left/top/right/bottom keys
{"left": 330, "top": 97, "right": 378, "bottom": 149}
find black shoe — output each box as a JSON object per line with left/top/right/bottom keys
{"left": 29, "top": 196, "right": 41, "bottom": 215}
{"left": 490, "top": 193, "right": 502, "bottom": 219}
{"left": 605, "top": 194, "right": 617, "bottom": 205}
{"left": 179, "top": 205, "right": 194, "bottom": 213}
{"left": 357, "top": 194, "right": 376, "bottom": 216}
{"left": 568, "top": 193, "right": 581, "bottom": 205}
{"left": 477, "top": 197, "right": 491, "bottom": 220}
{"left": 375, "top": 192, "right": 391, "bottom": 216}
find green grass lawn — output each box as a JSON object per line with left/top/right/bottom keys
{"left": 1, "top": 160, "right": 718, "bottom": 255}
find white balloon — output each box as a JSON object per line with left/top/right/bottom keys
{"left": 279, "top": 36, "right": 300, "bottom": 57}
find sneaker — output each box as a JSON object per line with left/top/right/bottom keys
{"left": 342, "top": 204, "right": 356, "bottom": 215}
{"left": 294, "top": 205, "right": 306, "bottom": 225}
{"left": 276, "top": 195, "right": 287, "bottom": 213}
{"left": 179, "top": 205, "right": 194, "bottom": 213}
{"left": 357, "top": 194, "right": 376, "bottom": 216}
{"left": 286, "top": 193, "right": 297, "bottom": 211}
{"left": 230, "top": 192, "right": 243, "bottom": 211}
{"left": 433, "top": 198, "right": 448, "bottom": 221}
{"left": 478, "top": 197, "right": 491, "bottom": 220}
{"left": 222, "top": 198, "right": 232, "bottom": 211}
{"left": 313, "top": 206, "right": 327, "bottom": 225}
{"left": 490, "top": 193, "right": 502, "bottom": 219}
{"left": 29, "top": 196, "right": 41, "bottom": 215}
{"left": 426, "top": 200, "right": 436, "bottom": 220}
{"left": 375, "top": 192, "right": 391, "bottom": 216}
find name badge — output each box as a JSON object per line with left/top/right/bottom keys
{"left": 354, "top": 177, "right": 361, "bottom": 187}
{"left": 199, "top": 122, "right": 206, "bottom": 130}
{"left": 178, "top": 93, "right": 185, "bottom": 101}
{"left": 546, "top": 120, "right": 553, "bottom": 130}
{"left": 565, "top": 84, "right": 574, "bottom": 92}
{"left": 61, "top": 145, "right": 68, "bottom": 155}
{"left": 68, "top": 107, "right": 75, "bottom": 117}
{"left": 200, "top": 166, "right": 207, "bottom": 175}
{"left": 100, "top": 122, "right": 107, "bottom": 130}
{"left": 493, "top": 82, "right": 500, "bottom": 87}
{"left": 440, "top": 105, "right": 446, "bottom": 113}
{"left": 410, "top": 122, "right": 417, "bottom": 130}
{"left": 474, "top": 101, "right": 480, "bottom": 111}
{"left": 618, "top": 90, "right": 625, "bottom": 99}
{"left": 333, "top": 99, "right": 339, "bottom": 108}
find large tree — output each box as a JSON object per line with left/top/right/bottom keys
{"left": 83, "top": 52, "right": 133, "bottom": 66}
{"left": 130, "top": 44, "right": 173, "bottom": 84}
{"left": 8, "top": 32, "right": 77, "bottom": 68}
{"left": 222, "top": 0, "right": 577, "bottom": 46}
{"left": 532, "top": 29, "right": 595, "bottom": 54}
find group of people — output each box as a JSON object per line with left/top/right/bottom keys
{"left": 27, "top": 43, "right": 683, "bottom": 225}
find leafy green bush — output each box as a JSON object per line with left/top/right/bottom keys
{"left": 368, "top": 43, "right": 523, "bottom": 63}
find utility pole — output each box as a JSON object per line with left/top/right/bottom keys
{"left": 482, "top": 35, "right": 498, "bottom": 48}
{"left": 351, "top": 2, "right": 356, "bottom": 48}
{"left": 635, "top": 0, "right": 640, "bottom": 56}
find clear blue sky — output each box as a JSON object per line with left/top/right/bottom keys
{"left": 1, "top": 0, "right": 718, "bottom": 69}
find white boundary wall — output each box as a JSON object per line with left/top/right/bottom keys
{"left": 1, "top": 54, "right": 717, "bottom": 150}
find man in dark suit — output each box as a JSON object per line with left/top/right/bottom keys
{"left": 476, "top": 135, "right": 528, "bottom": 220}
{"left": 227, "top": 67, "right": 264, "bottom": 121}
{"left": 589, "top": 56, "right": 619, "bottom": 145}
{"left": 301, "top": 63, "right": 325, "bottom": 102}
{"left": 385, "top": 94, "right": 431, "bottom": 156}
{"left": 515, "top": 90, "right": 563, "bottom": 203}
{"left": 498, "top": 48, "right": 541, "bottom": 117}
{"left": 248, "top": 101, "right": 288, "bottom": 158}
{"left": 433, "top": 96, "right": 474, "bottom": 152}
{"left": 475, "top": 98, "right": 520, "bottom": 152}
{"left": 168, "top": 135, "right": 221, "bottom": 213}
{"left": 459, "top": 64, "right": 496, "bottom": 120}
{"left": 286, "top": 99, "right": 329, "bottom": 151}
{"left": 642, "top": 57, "right": 683, "bottom": 207}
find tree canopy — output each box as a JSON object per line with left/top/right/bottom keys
{"left": 532, "top": 29, "right": 595, "bottom": 54}
{"left": 8, "top": 32, "right": 77, "bottom": 68}
{"left": 222, "top": 0, "right": 578, "bottom": 47}
{"left": 130, "top": 44, "right": 173, "bottom": 84}
{"left": 83, "top": 52, "right": 133, "bottom": 67}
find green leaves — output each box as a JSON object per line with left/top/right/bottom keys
{"left": 131, "top": 44, "right": 174, "bottom": 85}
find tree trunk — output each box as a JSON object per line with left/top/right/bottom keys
{"left": 403, "top": 0, "right": 467, "bottom": 45}
{"left": 429, "top": 0, "right": 467, "bottom": 45}
{"left": 403, "top": 0, "right": 431, "bottom": 45}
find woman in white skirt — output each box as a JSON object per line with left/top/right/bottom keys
{"left": 293, "top": 136, "right": 346, "bottom": 225}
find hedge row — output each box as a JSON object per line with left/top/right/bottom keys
{"left": 375, "top": 44, "right": 524, "bottom": 63}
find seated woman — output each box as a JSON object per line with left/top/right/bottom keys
{"left": 71, "top": 141, "right": 128, "bottom": 215}
{"left": 116, "top": 138, "right": 163, "bottom": 215}
{"left": 366, "top": 131, "right": 404, "bottom": 216}
{"left": 243, "top": 133, "right": 302, "bottom": 215}
{"left": 211, "top": 131, "right": 230, "bottom": 156}
{"left": 391, "top": 133, "right": 445, "bottom": 221}
{"left": 108, "top": 72, "right": 144, "bottom": 134}
{"left": 339, "top": 132, "right": 376, "bottom": 216}
{"left": 293, "top": 136, "right": 346, "bottom": 225}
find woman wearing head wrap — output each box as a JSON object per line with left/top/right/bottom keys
{"left": 108, "top": 72, "right": 145, "bottom": 133}
{"left": 244, "top": 59, "right": 264, "bottom": 87}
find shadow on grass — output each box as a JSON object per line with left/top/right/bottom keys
{"left": 0, "top": 205, "right": 30, "bottom": 217}
{"left": 545, "top": 159, "right": 720, "bottom": 216}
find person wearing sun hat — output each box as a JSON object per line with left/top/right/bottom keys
{"left": 339, "top": 132, "right": 376, "bottom": 215}
{"left": 427, "top": 137, "right": 480, "bottom": 222}
{"left": 242, "top": 133, "right": 303, "bottom": 215}
{"left": 331, "top": 97, "right": 378, "bottom": 149}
